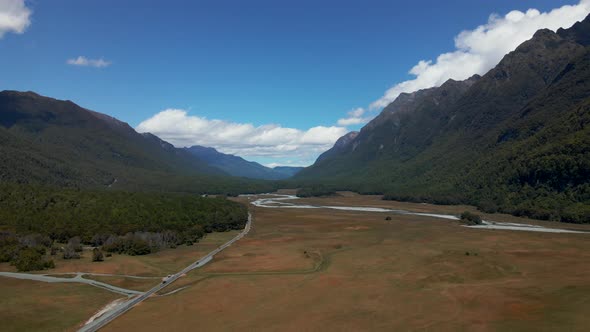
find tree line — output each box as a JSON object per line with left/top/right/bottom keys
{"left": 0, "top": 183, "right": 249, "bottom": 271}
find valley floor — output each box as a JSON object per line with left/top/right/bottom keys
{"left": 100, "top": 193, "right": 590, "bottom": 331}
{"left": 2, "top": 192, "right": 589, "bottom": 331}
{"left": 0, "top": 231, "right": 241, "bottom": 331}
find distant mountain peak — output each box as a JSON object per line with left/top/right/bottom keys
{"left": 315, "top": 131, "right": 359, "bottom": 163}
{"left": 185, "top": 145, "right": 303, "bottom": 180}
{"left": 1, "top": 90, "right": 41, "bottom": 98}
{"left": 533, "top": 28, "right": 556, "bottom": 39}
{"left": 186, "top": 145, "right": 219, "bottom": 154}
{"left": 557, "top": 13, "right": 590, "bottom": 45}
{"left": 334, "top": 131, "right": 359, "bottom": 148}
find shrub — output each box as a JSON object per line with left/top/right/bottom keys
{"left": 561, "top": 203, "right": 590, "bottom": 224}
{"left": 12, "top": 247, "right": 54, "bottom": 272}
{"left": 63, "top": 245, "right": 81, "bottom": 259}
{"left": 67, "top": 236, "right": 83, "bottom": 252}
{"left": 92, "top": 248, "right": 104, "bottom": 262}
{"left": 0, "top": 233, "right": 19, "bottom": 263}
{"left": 460, "top": 211, "right": 483, "bottom": 225}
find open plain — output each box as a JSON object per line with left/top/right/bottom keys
{"left": 0, "top": 230, "right": 241, "bottom": 331}
{"left": 4, "top": 3, "right": 590, "bottom": 331}
{"left": 99, "top": 194, "right": 590, "bottom": 332}
{"left": 0, "top": 277, "right": 120, "bottom": 332}
{"left": 1, "top": 193, "right": 589, "bottom": 331}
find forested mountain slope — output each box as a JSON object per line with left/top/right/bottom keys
{"left": 0, "top": 91, "right": 275, "bottom": 194}
{"left": 296, "top": 15, "right": 590, "bottom": 223}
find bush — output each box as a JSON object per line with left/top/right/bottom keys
{"left": 19, "top": 234, "right": 52, "bottom": 248}
{"left": 12, "top": 247, "right": 54, "bottom": 272}
{"left": 127, "top": 238, "right": 152, "bottom": 256}
{"left": 0, "top": 244, "right": 19, "bottom": 263}
{"left": 460, "top": 211, "right": 483, "bottom": 225}
{"left": 561, "top": 203, "right": 590, "bottom": 223}
{"left": 67, "top": 236, "right": 83, "bottom": 252}
{"left": 92, "top": 248, "right": 104, "bottom": 262}
{"left": 63, "top": 245, "right": 81, "bottom": 259}
{"left": 0, "top": 233, "right": 19, "bottom": 263}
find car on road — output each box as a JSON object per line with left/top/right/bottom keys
{"left": 162, "top": 275, "right": 173, "bottom": 284}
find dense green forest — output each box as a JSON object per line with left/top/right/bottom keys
{"left": 0, "top": 184, "right": 249, "bottom": 270}
{"left": 295, "top": 185, "right": 336, "bottom": 198}
{"left": 0, "top": 183, "right": 248, "bottom": 240}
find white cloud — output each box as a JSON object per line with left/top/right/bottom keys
{"left": 0, "top": 0, "right": 32, "bottom": 38}
{"left": 136, "top": 109, "right": 348, "bottom": 163}
{"left": 265, "top": 163, "right": 285, "bottom": 168}
{"left": 370, "top": 0, "right": 590, "bottom": 109}
{"left": 264, "top": 161, "right": 307, "bottom": 168}
{"left": 337, "top": 107, "right": 371, "bottom": 126}
{"left": 67, "top": 56, "right": 111, "bottom": 68}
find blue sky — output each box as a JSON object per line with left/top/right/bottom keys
{"left": 1, "top": 0, "right": 587, "bottom": 166}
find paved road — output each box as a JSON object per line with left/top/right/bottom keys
{"left": 0, "top": 272, "right": 142, "bottom": 296}
{"left": 46, "top": 272, "right": 162, "bottom": 280}
{"left": 78, "top": 212, "right": 252, "bottom": 332}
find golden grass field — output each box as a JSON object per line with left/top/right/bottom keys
{"left": 0, "top": 278, "right": 119, "bottom": 332}
{"left": 99, "top": 194, "right": 590, "bottom": 332}
{"left": 1, "top": 193, "right": 589, "bottom": 331}
{"left": 0, "top": 230, "right": 240, "bottom": 331}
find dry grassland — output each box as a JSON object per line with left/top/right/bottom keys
{"left": 103, "top": 195, "right": 590, "bottom": 331}
{"left": 0, "top": 277, "right": 120, "bottom": 332}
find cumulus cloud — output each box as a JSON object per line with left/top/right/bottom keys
{"left": 337, "top": 108, "right": 371, "bottom": 126}
{"left": 0, "top": 0, "right": 32, "bottom": 38}
{"left": 370, "top": 0, "right": 590, "bottom": 109}
{"left": 67, "top": 56, "right": 111, "bottom": 68}
{"left": 136, "top": 109, "right": 348, "bottom": 162}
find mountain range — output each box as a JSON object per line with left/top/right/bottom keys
{"left": 295, "top": 14, "right": 590, "bottom": 223}
{"left": 2, "top": 15, "right": 590, "bottom": 223}
{"left": 184, "top": 145, "right": 302, "bottom": 180}
{"left": 0, "top": 91, "right": 278, "bottom": 194}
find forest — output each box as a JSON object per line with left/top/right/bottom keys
{"left": 0, "top": 183, "right": 248, "bottom": 271}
